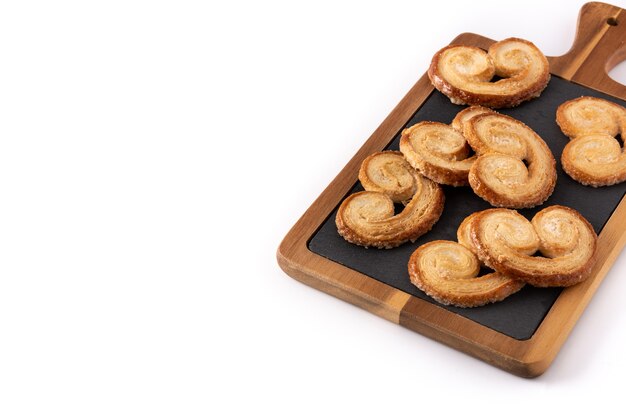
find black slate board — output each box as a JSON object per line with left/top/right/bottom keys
{"left": 308, "top": 76, "right": 626, "bottom": 340}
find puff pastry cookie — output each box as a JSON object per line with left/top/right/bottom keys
{"left": 409, "top": 211, "right": 524, "bottom": 308}
{"left": 463, "top": 111, "right": 557, "bottom": 208}
{"left": 408, "top": 207, "right": 526, "bottom": 308}
{"left": 400, "top": 122, "right": 475, "bottom": 186}
{"left": 408, "top": 240, "right": 524, "bottom": 308}
{"left": 556, "top": 96, "right": 626, "bottom": 186}
{"left": 429, "top": 38, "right": 550, "bottom": 108}
{"left": 469, "top": 205, "right": 597, "bottom": 287}
{"left": 456, "top": 212, "right": 481, "bottom": 255}
{"left": 399, "top": 107, "right": 493, "bottom": 187}
{"left": 451, "top": 105, "right": 495, "bottom": 132}
{"left": 336, "top": 151, "right": 445, "bottom": 248}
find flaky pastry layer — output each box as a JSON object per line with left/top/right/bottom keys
{"left": 400, "top": 121, "right": 475, "bottom": 186}
{"left": 399, "top": 106, "right": 493, "bottom": 187}
{"left": 463, "top": 112, "right": 556, "bottom": 208}
{"left": 336, "top": 151, "right": 444, "bottom": 248}
{"left": 556, "top": 96, "right": 626, "bottom": 187}
{"left": 409, "top": 240, "right": 524, "bottom": 308}
{"left": 428, "top": 38, "right": 550, "bottom": 108}
{"left": 468, "top": 205, "right": 597, "bottom": 287}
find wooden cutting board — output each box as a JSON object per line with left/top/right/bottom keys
{"left": 277, "top": 2, "right": 626, "bottom": 377}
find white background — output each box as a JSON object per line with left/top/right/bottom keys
{"left": 1, "top": 0, "right": 626, "bottom": 415}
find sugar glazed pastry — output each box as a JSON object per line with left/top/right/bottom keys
{"left": 400, "top": 122, "right": 475, "bottom": 186}
{"left": 408, "top": 205, "right": 597, "bottom": 307}
{"left": 336, "top": 151, "right": 445, "bottom": 248}
{"left": 399, "top": 106, "right": 493, "bottom": 187}
{"left": 408, "top": 213, "right": 524, "bottom": 308}
{"left": 469, "top": 205, "right": 597, "bottom": 287}
{"left": 463, "top": 111, "right": 557, "bottom": 208}
{"left": 556, "top": 96, "right": 626, "bottom": 186}
{"left": 401, "top": 107, "right": 556, "bottom": 207}
{"left": 400, "top": 106, "right": 493, "bottom": 187}
{"left": 429, "top": 38, "right": 550, "bottom": 108}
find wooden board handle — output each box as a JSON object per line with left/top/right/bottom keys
{"left": 550, "top": 2, "right": 626, "bottom": 97}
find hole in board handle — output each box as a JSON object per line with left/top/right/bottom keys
{"left": 607, "top": 17, "right": 618, "bottom": 26}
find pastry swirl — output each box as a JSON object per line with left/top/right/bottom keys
{"left": 428, "top": 38, "right": 550, "bottom": 108}
{"left": 399, "top": 107, "right": 493, "bottom": 187}
{"left": 469, "top": 205, "right": 597, "bottom": 287}
{"left": 556, "top": 96, "right": 626, "bottom": 186}
{"left": 463, "top": 112, "right": 557, "bottom": 208}
{"left": 336, "top": 151, "right": 445, "bottom": 248}
{"left": 408, "top": 213, "right": 524, "bottom": 307}
{"left": 456, "top": 212, "right": 480, "bottom": 255}
{"left": 451, "top": 105, "right": 495, "bottom": 132}
{"left": 400, "top": 122, "right": 476, "bottom": 186}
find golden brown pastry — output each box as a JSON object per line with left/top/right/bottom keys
{"left": 358, "top": 150, "right": 417, "bottom": 202}
{"left": 463, "top": 112, "right": 557, "bottom": 208}
{"left": 336, "top": 151, "right": 445, "bottom": 248}
{"left": 469, "top": 205, "right": 597, "bottom": 287}
{"left": 408, "top": 214, "right": 524, "bottom": 307}
{"left": 400, "top": 122, "right": 475, "bottom": 186}
{"left": 451, "top": 105, "right": 495, "bottom": 132}
{"left": 556, "top": 96, "right": 626, "bottom": 186}
{"left": 399, "top": 106, "right": 493, "bottom": 187}
{"left": 456, "top": 212, "right": 480, "bottom": 254}
{"left": 428, "top": 38, "right": 550, "bottom": 108}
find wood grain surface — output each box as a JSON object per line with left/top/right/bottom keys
{"left": 277, "top": 2, "right": 626, "bottom": 377}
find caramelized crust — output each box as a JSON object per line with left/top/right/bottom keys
{"left": 469, "top": 206, "right": 597, "bottom": 287}
{"left": 402, "top": 107, "right": 556, "bottom": 207}
{"left": 463, "top": 112, "right": 557, "bottom": 208}
{"left": 336, "top": 151, "right": 444, "bottom": 248}
{"left": 408, "top": 214, "right": 525, "bottom": 307}
{"left": 456, "top": 212, "right": 481, "bottom": 255}
{"left": 556, "top": 96, "right": 626, "bottom": 186}
{"left": 400, "top": 122, "right": 475, "bottom": 186}
{"left": 399, "top": 106, "right": 494, "bottom": 187}
{"left": 428, "top": 38, "right": 550, "bottom": 108}
{"left": 409, "top": 241, "right": 524, "bottom": 308}
{"left": 451, "top": 106, "right": 495, "bottom": 132}
{"left": 358, "top": 151, "right": 417, "bottom": 202}
{"left": 409, "top": 205, "right": 597, "bottom": 307}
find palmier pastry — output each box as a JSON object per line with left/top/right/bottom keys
{"left": 400, "top": 122, "right": 475, "bottom": 186}
{"left": 399, "top": 107, "right": 494, "bottom": 187}
{"left": 428, "top": 38, "right": 550, "bottom": 108}
{"left": 336, "top": 151, "right": 444, "bottom": 248}
{"left": 451, "top": 105, "right": 495, "bottom": 132}
{"left": 456, "top": 212, "right": 480, "bottom": 254}
{"left": 556, "top": 96, "right": 626, "bottom": 186}
{"left": 408, "top": 214, "right": 524, "bottom": 307}
{"left": 463, "top": 112, "right": 557, "bottom": 208}
{"left": 469, "top": 205, "right": 597, "bottom": 287}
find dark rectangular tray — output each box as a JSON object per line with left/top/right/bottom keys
{"left": 308, "top": 76, "right": 626, "bottom": 340}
